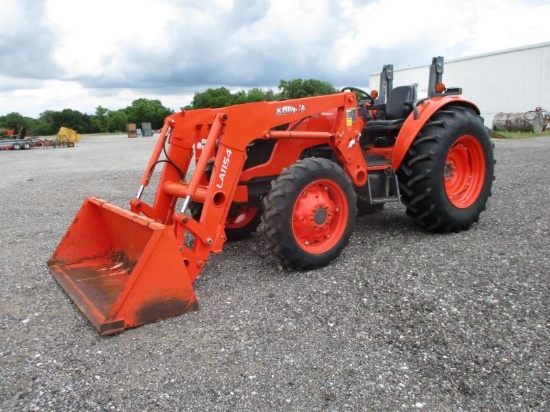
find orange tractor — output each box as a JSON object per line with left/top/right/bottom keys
{"left": 49, "top": 57, "right": 494, "bottom": 335}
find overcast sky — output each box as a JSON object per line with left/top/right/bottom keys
{"left": 1, "top": 0, "right": 549, "bottom": 118}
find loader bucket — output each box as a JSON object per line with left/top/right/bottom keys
{"left": 48, "top": 197, "right": 197, "bottom": 335}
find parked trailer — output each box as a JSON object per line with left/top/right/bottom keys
{"left": 1, "top": 127, "right": 81, "bottom": 151}
{"left": 0, "top": 138, "right": 41, "bottom": 151}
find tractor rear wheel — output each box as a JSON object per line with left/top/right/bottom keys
{"left": 188, "top": 202, "right": 261, "bottom": 241}
{"left": 397, "top": 106, "right": 494, "bottom": 232}
{"left": 262, "top": 157, "right": 357, "bottom": 269}
{"left": 224, "top": 205, "right": 262, "bottom": 240}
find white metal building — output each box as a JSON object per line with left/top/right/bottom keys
{"left": 368, "top": 42, "right": 550, "bottom": 128}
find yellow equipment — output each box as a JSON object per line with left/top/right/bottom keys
{"left": 57, "top": 127, "right": 81, "bottom": 147}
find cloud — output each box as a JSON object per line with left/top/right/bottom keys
{"left": 0, "top": 0, "right": 61, "bottom": 79}
{"left": 1, "top": 0, "right": 549, "bottom": 117}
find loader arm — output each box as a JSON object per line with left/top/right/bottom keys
{"left": 131, "top": 92, "right": 367, "bottom": 282}
{"left": 49, "top": 92, "right": 368, "bottom": 335}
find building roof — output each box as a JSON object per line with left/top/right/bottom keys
{"left": 371, "top": 41, "right": 550, "bottom": 75}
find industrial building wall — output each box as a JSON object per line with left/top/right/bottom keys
{"left": 368, "top": 42, "right": 550, "bottom": 128}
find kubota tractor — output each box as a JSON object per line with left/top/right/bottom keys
{"left": 49, "top": 57, "right": 494, "bottom": 335}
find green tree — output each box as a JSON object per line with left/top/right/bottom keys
{"left": 37, "top": 109, "right": 93, "bottom": 134}
{"left": 35, "top": 110, "right": 57, "bottom": 135}
{"left": 264, "top": 89, "right": 276, "bottom": 101}
{"left": 91, "top": 105, "right": 109, "bottom": 132}
{"left": 278, "top": 79, "right": 337, "bottom": 99}
{"left": 191, "top": 87, "right": 234, "bottom": 109}
{"left": 188, "top": 80, "right": 336, "bottom": 110}
{"left": 0, "top": 112, "right": 56, "bottom": 136}
{"left": 233, "top": 90, "right": 247, "bottom": 105}
{"left": 189, "top": 87, "right": 277, "bottom": 109}
{"left": 247, "top": 87, "right": 271, "bottom": 103}
{"left": 125, "top": 98, "right": 173, "bottom": 129}
{"left": 106, "top": 109, "right": 129, "bottom": 133}
{"left": 0, "top": 112, "right": 31, "bottom": 131}
{"left": 0, "top": 80, "right": 335, "bottom": 135}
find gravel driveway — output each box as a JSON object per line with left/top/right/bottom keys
{"left": 1, "top": 135, "right": 548, "bottom": 411}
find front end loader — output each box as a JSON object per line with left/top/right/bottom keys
{"left": 49, "top": 57, "right": 494, "bottom": 335}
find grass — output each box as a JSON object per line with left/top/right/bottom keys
{"left": 491, "top": 130, "right": 550, "bottom": 139}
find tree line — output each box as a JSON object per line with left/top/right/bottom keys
{"left": 0, "top": 98, "right": 174, "bottom": 137}
{"left": 0, "top": 79, "right": 337, "bottom": 136}
{"left": 186, "top": 79, "right": 337, "bottom": 109}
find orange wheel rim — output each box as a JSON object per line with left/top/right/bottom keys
{"left": 226, "top": 206, "right": 256, "bottom": 228}
{"left": 444, "top": 135, "right": 486, "bottom": 208}
{"left": 292, "top": 179, "right": 348, "bottom": 254}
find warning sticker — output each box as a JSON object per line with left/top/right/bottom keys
{"left": 346, "top": 108, "right": 356, "bottom": 126}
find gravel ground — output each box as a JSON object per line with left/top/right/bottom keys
{"left": 1, "top": 135, "right": 549, "bottom": 411}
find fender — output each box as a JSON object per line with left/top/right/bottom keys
{"left": 391, "top": 96, "right": 480, "bottom": 170}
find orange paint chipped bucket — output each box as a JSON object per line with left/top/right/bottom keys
{"left": 48, "top": 197, "right": 197, "bottom": 335}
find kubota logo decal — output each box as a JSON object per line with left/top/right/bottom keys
{"left": 276, "top": 104, "right": 306, "bottom": 116}
{"left": 216, "top": 148, "right": 232, "bottom": 189}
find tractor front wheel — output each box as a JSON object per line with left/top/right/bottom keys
{"left": 398, "top": 106, "right": 494, "bottom": 232}
{"left": 262, "top": 157, "right": 357, "bottom": 269}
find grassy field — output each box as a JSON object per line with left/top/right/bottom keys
{"left": 491, "top": 129, "right": 550, "bottom": 139}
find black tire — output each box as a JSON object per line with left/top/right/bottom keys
{"left": 22, "top": 143, "right": 31, "bottom": 150}
{"left": 68, "top": 142, "right": 75, "bottom": 147}
{"left": 188, "top": 202, "right": 261, "bottom": 241}
{"left": 397, "top": 106, "right": 495, "bottom": 232}
{"left": 12, "top": 143, "right": 21, "bottom": 150}
{"left": 262, "top": 157, "right": 357, "bottom": 269}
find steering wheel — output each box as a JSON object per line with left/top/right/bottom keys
{"left": 340, "top": 87, "right": 375, "bottom": 106}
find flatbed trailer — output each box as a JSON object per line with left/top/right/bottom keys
{"left": 0, "top": 127, "right": 81, "bottom": 151}
{"left": 0, "top": 138, "right": 40, "bottom": 151}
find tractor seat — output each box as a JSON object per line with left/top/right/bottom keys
{"left": 364, "top": 85, "right": 416, "bottom": 132}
